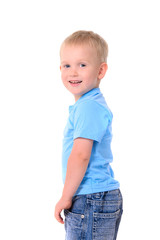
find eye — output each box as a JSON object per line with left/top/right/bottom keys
{"left": 80, "top": 63, "right": 86, "bottom": 68}
{"left": 64, "top": 64, "right": 70, "bottom": 68}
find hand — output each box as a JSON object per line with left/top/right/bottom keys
{"left": 54, "top": 197, "right": 72, "bottom": 224}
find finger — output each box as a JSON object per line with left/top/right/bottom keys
{"left": 56, "top": 214, "right": 64, "bottom": 224}
{"left": 54, "top": 209, "right": 64, "bottom": 224}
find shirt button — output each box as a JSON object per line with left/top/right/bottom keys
{"left": 81, "top": 215, "right": 84, "bottom": 219}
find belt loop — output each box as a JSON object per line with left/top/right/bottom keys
{"left": 94, "top": 192, "right": 104, "bottom": 199}
{"left": 101, "top": 192, "right": 105, "bottom": 199}
{"left": 87, "top": 193, "right": 92, "bottom": 199}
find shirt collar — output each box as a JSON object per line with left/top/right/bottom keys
{"left": 79, "top": 87, "right": 100, "bottom": 101}
{"left": 69, "top": 88, "right": 100, "bottom": 112}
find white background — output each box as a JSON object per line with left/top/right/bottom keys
{"left": 0, "top": 0, "right": 160, "bottom": 239}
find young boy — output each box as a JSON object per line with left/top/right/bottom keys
{"left": 55, "top": 30, "right": 123, "bottom": 239}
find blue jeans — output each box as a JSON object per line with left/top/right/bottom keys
{"left": 64, "top": 189, "right": 123, "bottom": 240}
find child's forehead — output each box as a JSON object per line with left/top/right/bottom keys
{"left": 61, "top": 42, "right": 96, "bottom": 52}
{"left": 60, "top": 42, "right": 101, "bottom": 65}
{"left": 60, "top": 43, "right": 97, "bottom": 58}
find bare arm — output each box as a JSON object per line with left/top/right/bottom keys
{"left": 54, "top": 137, "right": 93, "bottom": 224}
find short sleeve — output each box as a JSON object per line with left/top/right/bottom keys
{"left": 73, "top": 100, "right": 109, "bottom": 143}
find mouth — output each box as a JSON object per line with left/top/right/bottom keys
{"left": 69, "top": 80, "right": 82, "bottom": 86}
{"left": 69, "top": 80, "right": 82, "bottom": 84}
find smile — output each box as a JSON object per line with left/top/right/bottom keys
{"left": 69, "top": 80, "right": 82, "bottom": 84}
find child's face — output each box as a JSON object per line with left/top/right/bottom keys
{"left": 60, "top": 44, "right": 107, "bottom": 101}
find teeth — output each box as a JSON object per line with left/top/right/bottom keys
{"left": 69, "top": 80, "right": 82, "bottom": 83}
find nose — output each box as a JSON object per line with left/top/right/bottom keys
{"left": 69, "top": 67, "right": 78, "bottom": 77}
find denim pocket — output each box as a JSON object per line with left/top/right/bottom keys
{"left": 93, "top": 209, "right": 121, "bottom": 240}
{"left": 64, "top": 209, "right": 85, "bottom": 228}
{"left": 64, "top": 209, "right": 85, "bottom": 239}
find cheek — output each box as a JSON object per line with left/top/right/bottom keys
{"left": 61, "top": 72, "right": 68, "bottom": 87}
{"left": 85, "top": 71, "right": 97, "bottom": 81}
{"left": 61, "top": 71, "right": 66, "bottom": 80}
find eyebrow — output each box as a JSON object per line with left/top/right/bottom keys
{"left": 61, "top": 59, "right": 89, "bottom": 64}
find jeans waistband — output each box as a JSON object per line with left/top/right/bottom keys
{"left": 86, "top": 189, "right": 121, "bottom": 200}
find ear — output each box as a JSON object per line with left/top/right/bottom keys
{"left": 98, "top": 63, "right": 108, "bottom": 80}
{"left": 60, "top": 65, "right": 62, "bottom": 71}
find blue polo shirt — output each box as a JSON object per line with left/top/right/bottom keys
{"left": 62, "top": 88, "right": 120, "bottom": 195}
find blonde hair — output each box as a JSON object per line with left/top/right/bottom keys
{"left": 60, "top": 30, "right": 108, "bottom": 63}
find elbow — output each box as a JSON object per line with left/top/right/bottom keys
{"left": 76, "top": 152, "right": 90, "bottom": 162}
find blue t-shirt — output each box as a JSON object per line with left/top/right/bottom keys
{"left": 62, "top": 88, "right": 120, "bottom": 195}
